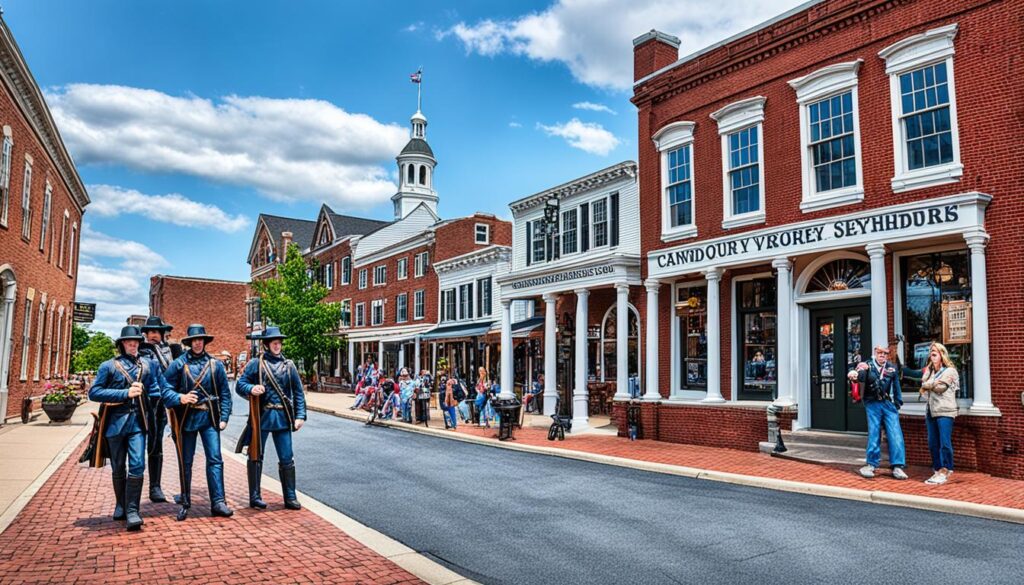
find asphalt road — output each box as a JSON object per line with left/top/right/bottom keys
{"left": 221, "top": 410, "right": 1024, "bottom": 585}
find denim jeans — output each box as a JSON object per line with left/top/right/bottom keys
{"left": 180, "top": 420, "right": 226, "bottom": 504}
{"left": 259, "top": 429, "right": 294, "bottom": 465}
{"left": 864, "top": 400, "right": 906, "bottom": 468}
{"left": 109, "top": 430, "right": 146, "bottom": 478}
{"left": 401, "top": 398, "right": 413, "bottom": 422}
{"left": 442, "top": 405, "right": 457, "bottom": 429}
{"left": 475, "top": 394, "right": 489, "bottom": 424}
{"left": 925, "top": 411, "right": 955, "bottom": 471}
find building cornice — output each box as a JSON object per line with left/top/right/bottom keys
{"left": 509, "top": 161, "right": 637, "bottom": 215}
{"left": 0, "top": 18, "right": 89, "bottom": 212}
{"left": 433, "top": 245, "right": 512, "bottom": 275}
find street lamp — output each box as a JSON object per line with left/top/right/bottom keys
{"left": 543, "top": 196, "right": 559, "bottom": 261}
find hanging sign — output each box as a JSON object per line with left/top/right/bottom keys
{"left": 72, "top": 302, "right": 96, "bottom": 323}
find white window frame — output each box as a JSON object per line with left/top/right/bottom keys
{"left": 0, "top": 129, "right": 11, "bottom": 227}
{"left": 710, "top": 97, "right": 767, "bottom": 230}
{"left": 68, "top": 222, "right": 77, "bottom": 277}
{"left": 879, "top": 23, "right": 962, "bottom": 193}
{"left": 397, "top": 257, "right": 408, "bottom": 280}
{"left": 414, "top": 251, "right": 429, "bottom": 277}
{"left": 355, "top": 302, "right": 366, "bottom": 327}
{"left": 458, "top": 282, "right": 473, "bottom": 321}
{"left": 669, "top": 279, "right": 709, "bottom": 400}
{"left": 340, "top": 299, "right": 352, "bottom": 328}
{"left": 474, "top": 223, "right": 490, "bottom": 244}
{"left": 788, "top": 60, "right": 865, "bottom": 212}
{"left": 441, "top": 288, "right": 456, "bottom": 322}
{"left": 530, "top": 221, "right": 547, "bottom": 264}
{"left": 341, "top": 256, "right": 351, "bottom": 285}
{"left": 358, "top": 268, "right": 368, "bottom": 289}
{"left": 371, "top": 299, "right": 384, "bottom": 326}
{"left": 20, "top": 296, "right": 32, "bottom": 381}
{"left": 20, "top": 160, "right": 32, "bottom": 239}
{"left": 560, "top": 208, "right": 579, "bottom": 256}
{"left": 414, "top": 289, "right": 426, "bottom": 320}
{"left": 324, "top": 261, "right": 334, "bottom": 290}
{"left": 373, "top": 265, "right": 386, "bottom": 286}
{"left": 33, "top": 296, "right": 45, "bottom": 381}
{"left": 590, "top": 198, "right": 609, "bottom": 249}
{"left": 39, "top": 183, "right": 52, "bottom": 253}
{"left": 396, "top": 293, "right": 408, "bottom": 323}
{"left": 652, "top": 121, "right": 698, "bottom": 241}
{"left": 477, "top": 277, "right": 493, "bottom": 317}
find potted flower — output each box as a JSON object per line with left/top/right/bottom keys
{"left": 41, "top": 380, "right": 82, "bottom": 423}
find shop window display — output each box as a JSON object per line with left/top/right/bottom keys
{"left": 676, "top": 285, "right": 707, "bottom": 389}
{"left": 737, "top": 278, "right": 777, "bottom": 400}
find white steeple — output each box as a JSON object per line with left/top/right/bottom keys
{"left": 392, "top": 96, "right": 438, "bottom": 219}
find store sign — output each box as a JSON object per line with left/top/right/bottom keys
{"left": 649, "top": 195, "right": 987, "bottom": 277}
{"left": 942, "top": 300, "right": 973, "bottom": 344}
{"left": 509, "top": 265, "right": 615, "bottom": 290}
{"left": 72, "top": 302, "right": 96, "bottom": 323}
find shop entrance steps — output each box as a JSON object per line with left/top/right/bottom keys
{"left": 761, "top": 429, "right": 890, "bottom": 469}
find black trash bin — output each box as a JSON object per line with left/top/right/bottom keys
{"left": 492, "top": 398, "right": 522, "bottom": 441}
{"left": 414, "top": 391, "right": 431, "bottom": 427}
{"left": 626, "top": 401, "right": 642, "bottom": 440}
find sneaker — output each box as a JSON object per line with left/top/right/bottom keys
{"left": 924, "top": 471, "right": 941, "bottom": 484}
{"left": 927, "top": 471, "right": 948, "bottom": 485}
{"left": 892, "top": 467, "right": 909, "bottom": 480}
{"left": 859, "top": 465, "right": 876, "bottom": 478}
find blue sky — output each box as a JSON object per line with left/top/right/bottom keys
{"left": 3, "top": 0, "right": 799, "bottom": 334}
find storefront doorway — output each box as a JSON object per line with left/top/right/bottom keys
{"left": 809, "top": 300, "right": 869, "bottom": 432}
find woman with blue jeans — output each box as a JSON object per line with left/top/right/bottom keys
{"left": 474, "top": 367, "right": 491, "bottom": 427}
{"left": 918, "top": 343, "right": 959, "bottom": 485}
{"left": 442, "top": 378, "right": 458, "bottom": 429}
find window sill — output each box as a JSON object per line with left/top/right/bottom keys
{"left": 722, "top": 211, "right": 765, "bottom": 230}
{"left": 891, "top": 163, "right": 963, "bottom": 194}
{"left": 661, "top": 225, "right": 698, "bottom": 243}
{"left": 800, "top": 186, "right": 865, "bottom": 213}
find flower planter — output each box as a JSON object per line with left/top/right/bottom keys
{"left": 41, "top": 401, "right": 79, "bottom": 423}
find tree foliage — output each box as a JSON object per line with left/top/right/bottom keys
{"left": 251, "top": 242, "right": 342, "bottom": 377}
{"left": 71, "top": 324, "right": 90, "bottom": 354}
{"left": 72, "top": 331, "right": 116, "bottom": 373}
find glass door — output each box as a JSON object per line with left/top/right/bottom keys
{"left": 809, "top": 302, "right": 869, "bottom": 432}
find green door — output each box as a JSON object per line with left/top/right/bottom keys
{"left": 810, "top": 302, "right": 869, "bottom": 432}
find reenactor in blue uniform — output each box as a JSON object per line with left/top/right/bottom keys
{"left": 137, "top": 315, "right": 182, "bottom": 503}
{"left": 85, "top": 325, "right": 163, "bottom": 531}
{"left": 160, "top": 324, "right": 234, "bottom": 521}
{"left": 235, "top": 327, "right": 306, "bottom": 510}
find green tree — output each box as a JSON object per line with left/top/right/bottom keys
{"left": 252, "top": 242, "right": 342, "bottom": 379}
{"left": 72, "top": 331, "right": 116, "bottom": 373}
{"left": 71, "top": 323, "right": 90, "bottom": 354}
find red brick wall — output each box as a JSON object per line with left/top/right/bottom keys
{"left": 434, "top": 214, "right": 511, "bottom": 263}
{"left": 634, "top": 0, "right": 1024, "bottom": 478}
{"left": 149, "top": 276, "right": 249, "bottom": 362}
{"left": 1, "top": 71, "right": 84, "bottom": 420}
{"left": 348, "top": 242, "right": 439, "bottom": 329}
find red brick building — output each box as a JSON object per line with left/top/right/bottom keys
{"left": 149, "top": 275, "right": 249, "bottom": 375}
{"left": 0, "top": 16, "right": 89, "bottom": 421}
{"left": 628, "top": 0, "right": 1024, "bottom": 479}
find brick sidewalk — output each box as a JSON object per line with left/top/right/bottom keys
{"left": 0, "top": 437, "right": 424, "bottom": 585}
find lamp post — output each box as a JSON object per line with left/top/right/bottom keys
{"left": 543, "top": 196, "right": 559, "bottom": 261}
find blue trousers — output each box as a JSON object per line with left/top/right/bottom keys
{"left": 865, "top": 400, "right": 906, "bottom": 468}
{"left": 442, "top": 405, "right": 457, "bottom": 429}
{"left": 401, "top": 398, "right": 413, "bottom": 423}
{"left": 925, "top": 412, "right": 955, "bottom": 471}
{"left": 180, "top": 421, "right": 226, "bottom": 504}
{"left": 475, "top": 394, "right": 489, "bottom": 424}
{"left": 108, "top": 430, "right": 146, "bottom": 478}
{"left": 259, "top": 429, "right": 294, "bottom": 465}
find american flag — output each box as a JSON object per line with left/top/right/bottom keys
{"left": 410, "top": 68, "right": 422, "bottom": 83}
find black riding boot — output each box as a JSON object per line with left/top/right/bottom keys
{"left": 125, "top": 476, "right": 144, "bottom": 531}
{"left": 176, "top": 468, "right": 191, "bottom": 521}
{"left": 248, "top": 460, "right": 267, "bottom": 509}
{"left": 112, "top": 472, "right": 126, "bottom": 521}
{"left": 148, "top": 454, "right": 167, "bottom": 503}
{"left": 279, "top": 462, "right": 300, "bottom": 510}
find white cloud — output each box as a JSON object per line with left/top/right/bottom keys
{"left": 443, "top": 0, "right": 802, "bottom": 90}
{"left": 573, "top": 101, "right": 616, "bottom": 115}
{"left": 87, "top": 184, "right": 249, "bottom": 232}
{"left": 537, "top": 118, "right": 620, "bottom": 155}
{"left": 508, "top": 121, "right": 523, "bottom": 128}
{"left": 47, "top": 84, "right": 410, "bottom": 209}
{"left": 76, "top": 225, "right": 170, "bottom": 336}
{"left": 405, "top": 22, "right": 425, "bottom": 32}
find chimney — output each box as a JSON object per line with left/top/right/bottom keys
{"left": 633, "top": 29, "right": 681, "bottom": 83}
{"left": 281, "top": 231, "right": 293, "bottom": 259}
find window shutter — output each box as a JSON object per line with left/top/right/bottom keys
{"left": 580, "top": 202, "right": 590, "bottom": 252}
{"left": 526, "top": 221, "right": 532, "bottom": 266}
{"left": 610, "top": 192, "right": 620, "bottom": 247}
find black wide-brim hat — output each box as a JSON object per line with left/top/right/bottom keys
{"left": 260, "top": 326, "right": 287, "bottom": 341}
{"left": 140, "top": 315, "right": 173, "bottom": 332}
{"left": 116, "top": 325, "right": 145, "bottom": 344}
{"left": 181, "top": 323, "right": 214, "bottom": 344}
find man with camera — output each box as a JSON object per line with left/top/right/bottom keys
{"left": 848, "top": 344, "right": 908, "bottom": 480}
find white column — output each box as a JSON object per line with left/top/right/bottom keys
{"left": 347, "top": 339, "right": 355, "bottom": 381}
{"left": 866, "top": 243, "right": 888, "bottom": 351}
{"left": 643, "top": 279, "right": 661, "bottom": 401}
{"left": 0, "top": 293, "right": 14, "bottom": 418}
{"left": 414, "top": 335, "right": 421, "bottom": 375}
{"left": 398, "top": 342, "right": 406, "bottom": 372}
{"left": 499, "top": 299, "right": 514, "bottom": 399}
{"left": 964, "top": 230, "right": 1000, "bottom": 415}
{"left": 334, "top": 346, "right": 342, "bottom": 377}
{"left": 702, "top": 269, "right": 725, "bottom": 403}
{"left": 377, "top": 339, "right": 384, "bottom": 371}
{"left": 573, "top": 288, "right": 590, "bottom": 429}
{"left": 614, "top": 283, "right": 631, "bottom": 400}
{"left": 772, "top": 258, "right": 795, "bottom": 407}
{"left": 543, "top": 293, "right": 558, "bottom": 415}
{"left": 431, "top": 342, "right": 437, "bottom": 377}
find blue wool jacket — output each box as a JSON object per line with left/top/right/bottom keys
{"left": 88, "top": 354, "right": 163, "bottom": 437}
{"left": 161, "top": 351, "right": 232, "bottom": 432}
{"left": 236, "top": 352, "right": 307, "bottom": 431}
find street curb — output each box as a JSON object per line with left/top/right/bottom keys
{"left": 221, "top": 448, "right": 478, "bottom": 585}
{"left": 309, "top": 404, "right": 1024, "bottom": 526}
{"left": 0, "top": 417, "right": 94, "bottom": 535}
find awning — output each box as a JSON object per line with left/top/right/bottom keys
{"left": 420, "top": 321, "right": 495, "bottom": 341}
{"left": 343, "top": 324, "right": 434, "bottom": 343}
{"left": 511, "top": 316, "right": 544, "bottom": 334}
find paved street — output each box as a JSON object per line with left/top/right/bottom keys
{"left": 223, "top": 411, "right": 1024, "bottom": 585}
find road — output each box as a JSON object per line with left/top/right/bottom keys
{"left": 221, "top": 410, "right": 1024, "bottom": 585}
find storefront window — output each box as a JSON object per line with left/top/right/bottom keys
{"left": 900, "top": 249, "right": 972, "bottom": 399}
{"left": 676, "top": 285, "right": 707, "bottom": 389}
{"left": 737, "top": 278, "right": 777, "bottom": 400}
{"left": 600, "top": 306, "right": 640, "bottom": 390}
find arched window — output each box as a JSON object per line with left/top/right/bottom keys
{"left": 419, "top": 165, "right": 427, "bottom": 185}
{"left": 806, "top": 258, "right": 871, "bottom": 293}
{"left": 406, "top": 164, "right": 414, "bottom": 185}
{"left": 596, "top": 303, "right": 642, "bottom": 392}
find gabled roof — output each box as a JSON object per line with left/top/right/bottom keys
{"left": 247, "top": 213, "right": 316, "bottom": 265}
{"left": 323, "top": 204, "right": 391, "bottom": 238}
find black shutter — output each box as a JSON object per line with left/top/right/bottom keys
{"left": 526, "top": 221, "right": 532, "bottom": 266}
{"left": 580, "top": 202, "right": 590, "bottom": 252}
{"left": 610, "top": 192, "right": 620, "bottom": 248}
